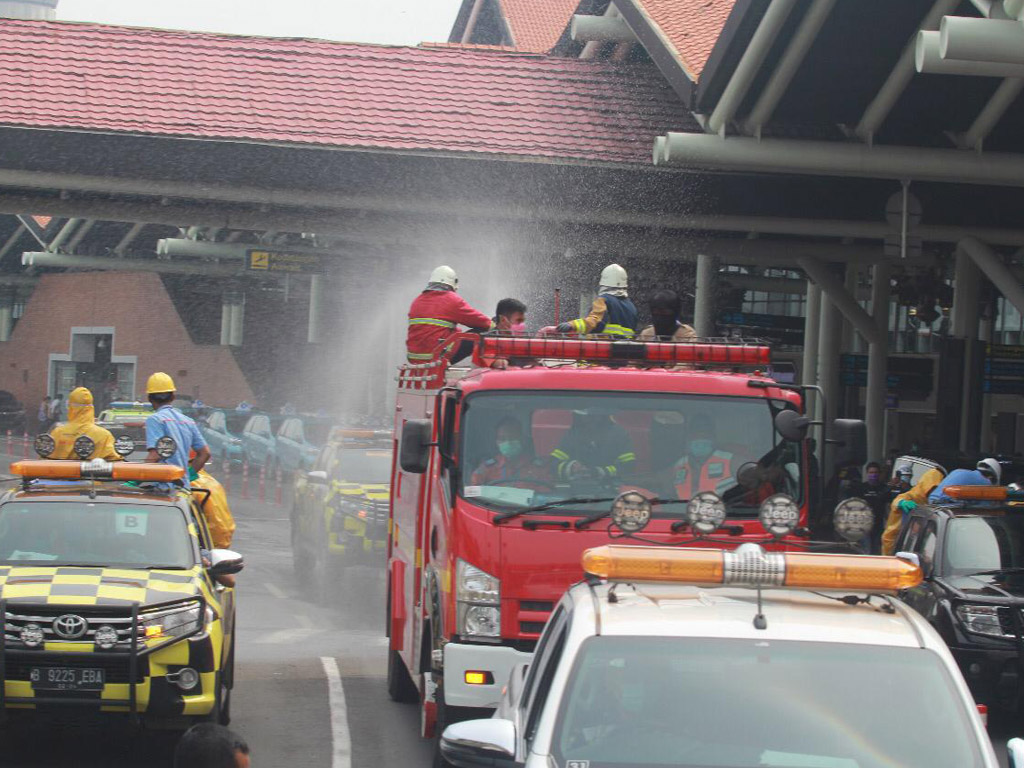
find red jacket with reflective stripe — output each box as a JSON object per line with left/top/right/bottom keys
{"left": 406, "top": 290, "right": 492, "bottom": 361}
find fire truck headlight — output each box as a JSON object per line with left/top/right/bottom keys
{"left": 758, "top": 494, "right": 800, "bottom": 537}
{"left": 456, "top": 559, "right": 499, "bottom": 602}
{"left": 456, "top": 560, "right": 500, "bottom": 639}
{"left": 610, "top": 491, "right": 652, "bottom": 533}
{"left": 458, "top": 605, "right": 501, "bottom": 638}
{"left": 833, "top": 498, "right": 874, "bottom": 542}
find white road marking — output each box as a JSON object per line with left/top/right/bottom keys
{"left": 295, "top": 609, "right": 315, "bottom": 629}
{"left": 264, "top": 582, "right": 289, "bottom": 599}
{"left": 321, "top": 656, "right": 352, "bottom": 768}
{"left": 253, "top": 628, "right": 324, "bottom": 644}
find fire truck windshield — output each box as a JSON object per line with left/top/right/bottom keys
{"left": 459, "top": 392, "right": 802, "bottom": 517}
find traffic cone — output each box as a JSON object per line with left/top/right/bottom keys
{"left": 241, "top": 460, "right": 249, "bottom": 500}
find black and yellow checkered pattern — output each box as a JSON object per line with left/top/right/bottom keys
{"left": 0, "top": 566, "right": 203, "bottom": 606}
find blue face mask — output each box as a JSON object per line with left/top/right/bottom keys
{"left": 498, "top": 440, "right": 523, "bottom": 459}
{"left": 689, "top": 439, "right": 713, "bottom": 460}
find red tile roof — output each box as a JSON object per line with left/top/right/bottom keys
{"left": 499, "top": 0, "right": 580, "bottom": 53}
{"left": 632, "top": 0, "right": 735, "bottom": 79}
{"left": 0, "top": 19, "right": 694, "bottom": 166}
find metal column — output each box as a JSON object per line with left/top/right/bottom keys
{"left": 866, "top": 262, "right": 891, "bottom": 463}
{"left": 308, "top": 274, "right": 324, "bottom": 344}
{"left": 802, "top": 281, "right": 823, "bottom": 462}
{"left": 817, "top": 293, "right": 842, "bottom": 471}
{"left": 953, "top": 250, "right": 982, "bottom": 451}
{"left": 220, "top": 294, "right": 232, "bottom": 346}
{"left": 0, "top": 290, "right": 13, "bottom": 342}
{"left": 694, "top": 253, "right": 718, "bottom": 337}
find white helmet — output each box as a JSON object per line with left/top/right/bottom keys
{"left": 428, "top": 265, "right": 458, "bottom": 290}
{"left": 599, "top": 263, "right": 628, "bottom": 289}
{"left": 977, "top": 458, "right": 1002, "bottom": 484}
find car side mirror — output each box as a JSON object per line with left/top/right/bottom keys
{"left": 207, "top": 549, "right": 244, "bottom": 577}
{"left": 831, "top": 419, "right": 867, "bottom": 468}
{"left": 307, "top": 470, "right": 328, "bottom": 484}
{"left": 441, "top": 719, "right": 518, "bottom": 768}
{"left": 1008, "top": 738, "right": 1024, "bottom": 768}
{"left": 400, "top": 419, "right": 432, "bottom": 475}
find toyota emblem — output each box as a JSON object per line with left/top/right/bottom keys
{"left": 52, "top": 614, "right": 88, "bottom": 640}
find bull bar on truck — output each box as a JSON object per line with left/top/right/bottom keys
{"left": 443, "top": 641, "right": 533, "bottom": 709}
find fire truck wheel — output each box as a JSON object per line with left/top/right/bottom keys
{"left": 387, "top": 650, "right": 418, "bottom": 703}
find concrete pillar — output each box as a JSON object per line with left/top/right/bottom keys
{"left": 220, "top": 295, "right": 232, "bottom": 346}
{"left": 866, "top": 262, "right": 891, "bottom": 463}
{"left": 953, "top": 251, "right": 982, "bottom": 451}
{"left": 818, "top": 292, "right": 842, "bottom": 471}
{"left": 229, "top": 293, "right": 245, "bottom": 347}
{"left": 0, "top": 289, "right": 13, "bottom": 342}
{"left": 694, "top": 253, "right": 718, "bottom": 337}
{"left": 802, "top": 281, "right": 821, "bottom": 386}
{"left": 308, "top": 274, "right": 324, "bottom": 344}
{"left": 842, "top": 262, "right": 859, "bottom": 351}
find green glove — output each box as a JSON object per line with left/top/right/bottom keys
{"left": 188, "top": 467, "right": 199, "bottom": 483}
{"left": 898, "top": 499, "right": 917, "bottom": 514}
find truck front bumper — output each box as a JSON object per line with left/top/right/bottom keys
{"left": 443, "top": 641, "right": 532, "bottom": 709}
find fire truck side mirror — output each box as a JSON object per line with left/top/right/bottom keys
{"left": 400, "top": 419, "right": 432, "bottom": 474}
{"left": 831, "top": 419, "right": 867, "bottom": 468}
{"left": 774, "top": 410, "right": 810, "bottom": 442}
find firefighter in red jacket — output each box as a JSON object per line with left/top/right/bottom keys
{"left": 406, "top": 266, "right": 493, "bottom": 364}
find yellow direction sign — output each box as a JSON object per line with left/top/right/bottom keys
{"left": 247, "top": 249, "right": 325, "bottom": 274}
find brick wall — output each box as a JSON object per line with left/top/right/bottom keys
{"left": 0, "top": 271, "right": 255, "bottom": 410}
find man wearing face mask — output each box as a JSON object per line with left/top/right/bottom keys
{"left": 669, "top": 414, "right": 734, "bottom": 500}
{"left": 639, "top": 289, "right": 696, "bottom": 341}
{"left": 494, "top": 298, "right": 527, "bottom": 334}
{"left": 471, "top": 417, "right": 551, "bottom": 487}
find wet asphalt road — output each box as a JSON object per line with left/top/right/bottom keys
{"left": 0, "top": 447, "right": 1020, "bottom": 766}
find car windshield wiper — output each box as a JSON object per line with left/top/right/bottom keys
{"left": 492, "top": 497, "right": 617, "bottom": 524}
{"left": 970, "top": 567, "right": 1024, "bottom": 577}
{"left": 144, "top": 565, "right": 191, "bottom": 571}
{"left": 574, "top": 498, "right": 689, "bottom": 529}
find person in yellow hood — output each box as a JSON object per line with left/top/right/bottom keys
{"left": 190, "top": 468, "right": 236, "bottom": 550}
{"left": 881, "top": 466, "right": 944, "bottom": 555}
{"left": 48, "top": 387, "right": 122, "bottom": 461}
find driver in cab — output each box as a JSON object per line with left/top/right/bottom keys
{"left": 667, "top": 414, "right": 734, "bottom": 499}
{"left": 550, "top": 409, "right": 636, "bottom": 482}
{"left": 470, "top": 417, "right": 551, "bottom": 487}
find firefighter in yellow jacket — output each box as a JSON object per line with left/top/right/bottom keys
{"left": 881, "top": 466, "right": 945, "bottom": 555}
{"left": 188, "top": 451, "right": 236, "bottom": 550}
{"left": 48, "top": 387, "right": 122, "bottom": 461}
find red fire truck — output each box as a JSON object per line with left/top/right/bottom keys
{"left": 386, "top": 334, "right": 864, "bottom": 748}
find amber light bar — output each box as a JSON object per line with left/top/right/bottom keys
{"left": 942, "top": 485, "right": 1016, "bottom": 501}
{"left": 476, "top": 337, "right": 771, "bottom": 366}
{"left": 582, "top": 544, "right": 922, "bottom": 593}
{"left": 10, "top": 460, "right": 184, "bottom": 482}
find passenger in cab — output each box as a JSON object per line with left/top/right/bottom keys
{"left": 143, "top": 372, "right": 210, "bottom": 490}
{"left": 638, "top": 289, "right": 696, "bottom": 341}
{"left": 406, "top": 265, "right": 493, "bottom": 365}
{"left": 470, "top": 417, "right": 551, "bottom": 487}
{"left": 542, "top": 264, "right": 638, "bottom": 338}
{"left": 667, "top": 414, "right": 734, "bottom": 499}
{"left": 48, "top": 386, "right": 122, "bottom": 461}
{"left": 551, "top": 409, "right": 636, "bottom": 481}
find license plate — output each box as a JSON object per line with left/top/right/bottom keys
{"left": 30, "top": 666, "right": 105, "bottom": 691}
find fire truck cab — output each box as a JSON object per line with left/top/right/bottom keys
{"left": 386, "top": 334, "right": 864, "bottom": 748}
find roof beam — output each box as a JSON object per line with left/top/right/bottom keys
{"left": 853, "top": 0, "right": 960, "bottom": 144}
{"left": 656, "top": 131, "right": 1024, "bottom": 188}
{"left": 707, "top": 0, "right": 799, "bottom": 136}
{"left": 797, "top": 257, "right": 885, "bottom": 345}
{"left": 741, "top": 0, "right": 836, "bottom": 137}
{"left": 66, "top": 218, "right": 94, "bottom": 251}
{"left": 571, "top": 15, "right": 635, "bottom": 43}
{"left": 0, "top": 223, "right": 26, "bottom": 262}
{"left": 960, "top": 77, "right": 1024, "bottom": 150}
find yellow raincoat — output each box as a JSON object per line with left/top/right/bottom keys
{"left": 191, "top": 469, "right": 235, "bottom": 549}
{"left": 48, "top": 387, "right": 121, "bottom": 461}
{"left": 881, "top": 467, "right": 944, "bottom": 555}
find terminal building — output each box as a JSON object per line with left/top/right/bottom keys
{"left": 0, "top": 0, "right": 1022, "bottom": 468}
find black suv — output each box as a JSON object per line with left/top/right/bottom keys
{"left": 897, "top": 500, "right": 1024, "bottom": 711}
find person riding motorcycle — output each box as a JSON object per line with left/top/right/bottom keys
{"left": 48, "top": 386, "right": 122, "bottom": 461}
